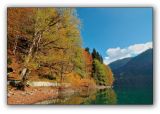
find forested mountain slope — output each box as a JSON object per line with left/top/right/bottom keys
{"left": 111, "top": 49, "right": 153, "bottom": 88}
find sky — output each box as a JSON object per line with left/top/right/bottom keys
{"left": 76, "top": 8, "right": 153, "bottom": 64}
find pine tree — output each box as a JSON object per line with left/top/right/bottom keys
{"left": 91, "top": 48, "right": 103, "bottom": 63}
{"left": 85, "top": 47, "right": 90, "bottom": 54}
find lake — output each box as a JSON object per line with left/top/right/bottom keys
{"left": 36, "top": 86, "right": 153, "bottom": 105}
{"left": 114, "top": 86, "right": 153, "bottom": 104}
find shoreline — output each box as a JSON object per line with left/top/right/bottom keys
{"left": 96, "top": 85, "right": 113, "bottom": 89}
{"left": 7, "top": 87, "right": 59, "bottom": 104}
{"left": 7, "top": 85, "right": 112, "bottom": 104}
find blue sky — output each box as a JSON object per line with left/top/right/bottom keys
{"left": 76, "top": 8, "right": 153, "bottom": 64}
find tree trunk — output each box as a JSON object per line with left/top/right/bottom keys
{"left": 21, "top": 68, "right": 30, "bottom": 82}
{"left": 20, "top": 32, "right": 41, "bottom": 84}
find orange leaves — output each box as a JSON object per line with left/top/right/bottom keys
{"left": 66, "top": 72, "right": 96, "bottom": 89}
{"left": 8, "top": 8, "right": 35, "bottom": 38}
{"left": 83, "top": 50, "right": 93, "bottom": 77}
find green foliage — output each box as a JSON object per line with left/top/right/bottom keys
{"left": 72, "top": 48, "right": 86, "bottom": 77}
{"left": 92, "top": 59, "right": 113, "bottom": 86}
{"left": 34, "top": 8, "right": 85, "bottom": 78}
{"left": 93, "top": 59, "right": 106, "bottom": 85}
{"left": 91, "top": 49, "right": 114, "bottom": 85}
{"left": 92, "top": 48, "right": 103, "bottom": 63}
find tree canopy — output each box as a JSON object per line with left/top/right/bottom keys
{"left": 7, "top": 8, "right": 114, "bottom": 88}
{"left": 92, "top": 59, "right": 114, "bottom": 86}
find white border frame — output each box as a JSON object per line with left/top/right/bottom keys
{"left": 0, "top": 0, "right": 159, "bottom": 114}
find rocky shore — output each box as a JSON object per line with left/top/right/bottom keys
{"left": 7, "top": 87, "right": 59, "bottom": 104}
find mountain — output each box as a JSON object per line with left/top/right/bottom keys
{"left": 109, "top": 57, "right": 132, "bottom": 71}
{"left": 111, "top": 48, "right": 153, "bottom": 89}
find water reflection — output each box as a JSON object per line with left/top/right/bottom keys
{"left": 36, "top": 86, "right": 153, "bottom": 104}
{"left": 83, "top": 89, "right": 117, "bottom": 105}
{"left": 36, "top": 88, "right": 117, "bottom": 105}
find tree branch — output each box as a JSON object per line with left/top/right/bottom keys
{"left": 42, "top": 39, "right": 59, "bottom": 47}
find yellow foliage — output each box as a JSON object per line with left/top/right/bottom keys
{"left": 65, "top": 72, "right": 96, "bottom": 89}
{"left": 104, "top": 64, "right": 115, "bottom": 86}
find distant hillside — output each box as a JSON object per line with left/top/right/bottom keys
{"left": 112, "top": 48, "right": 153, "bottom": 89}
{"left": 109, "top": 57, "right": 132, "bottom": 71}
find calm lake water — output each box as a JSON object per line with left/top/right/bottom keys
{"left": 36, "top": 86, "right": 153, "bottom": 105}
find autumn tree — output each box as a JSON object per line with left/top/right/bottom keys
{"left": 7, "top": 8, "right": 36, "bottom": 83}
{"left": 33, "top": 8, "right": 85, "bottom": 82}
{"left": 7, "top": 8, "right": 35, "bottom": 58}
{"left": 83, "top": 50, "right": 93, "bottom": 78}
{"left": 7, "top": 8, "right": 85, "bottom": 87}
